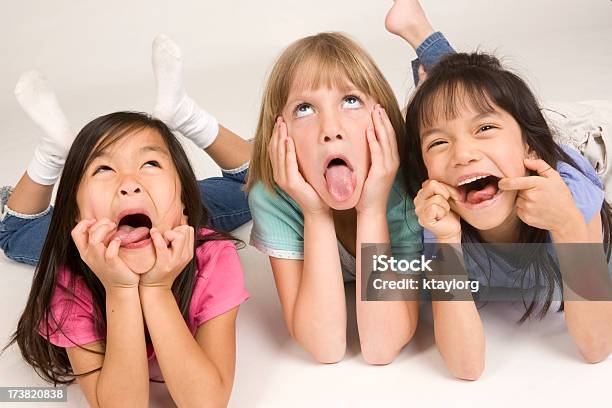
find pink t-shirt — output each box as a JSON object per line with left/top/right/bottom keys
{"left": 40, "top": 228, "right": 249, "bottom": 360}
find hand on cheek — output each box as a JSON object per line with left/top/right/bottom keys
{"left": 268, "top": 116, "right": 328, "bottom": 215}
{"left": 356, "top": 105, "right": 399, "bottom": 215}
{"left": 498, "top": 158, "right": 585, "bottom": 235}
{"left": 139, "top": 215, "right": 195, "bottom": 290}
{"left": 71, "top": 218, "right": 140, "bottom": 290}
{"left": 414, "top": 179, "right": 462, "bottom": 241}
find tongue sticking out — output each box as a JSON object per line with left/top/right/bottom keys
{"left": 324, "top": 164, "right": 355, "bottom": 202}
{"left": 111, "top": 225, "right": 150, "bottom": 247}
{"left": 466, "top": 183, "right": 498, "bottom": 205}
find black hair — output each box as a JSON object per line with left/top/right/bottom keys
{"left": 402, "top": 52, "right": 612, "bottom": 321}
{"left": 6, "top": 111, "right": 241, "bottom": 384}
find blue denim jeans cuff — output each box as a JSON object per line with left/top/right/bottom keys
{"left": 411, "top": 31, "right": 455, "bottom": 85}
{"left": 220, "top": 162, "right": 249, "bottom": 183}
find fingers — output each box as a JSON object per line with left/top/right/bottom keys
{"left": 88, "top": 219, "right": 116, "bottom": 246}
{"left": 380, "top": 107, "right": 399, "bottom": 162}
{"left": 71, "top": 218, "right": 97, "bottom": 252}
{"left": 277, "top": 121, "right": 288, "bottom": 182}
{"left": 268, "top": 117, "right": 283, "bottom": 182}
{"left": 366, "top": 126, "right": 382, "bottom": 168}
{"left": 523, "top": 158, "right": 559, "bottom": 179}
{"left": 105, "top": 237, "right": 122, "bottom": 263}
{"left": 150, "top": 227, "right": 170, "bottom": 266}
{"left": 424, "top": 203, "right": 449, "bottom": 226}
{"left": 418, "top": 179, "right": 462, "bottom": 203}
{"left": 498, "top": 176, "right": 541, "bottom": 191}
{"left": 371, "top": 104, "right": 399, "bottom": 167}
{"left": 164, "top": 226, "right": 193, "bottom": 265}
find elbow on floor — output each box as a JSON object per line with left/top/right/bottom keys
{"left": 449, "top": 361, "right": 485, "bottom": 381}
{"left": 307, "top": 342, "right": 346, "bottom": 364}
{"left": 579, "top": 342, "right": 611, "bottom": 364}
{"left": 361, "top": 345, "right": 401, "bottom": 366}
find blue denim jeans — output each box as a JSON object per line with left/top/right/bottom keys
{"left": 411, "top": 31, "right": 455, "bottom": 86}
{"left": 0, "top": 164, "right": 251, "bottom": 266}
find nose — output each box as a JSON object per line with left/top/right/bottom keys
{"left": 118, "top": 177, "right": 142, "bottom": 196}
{"left": 451, "top": 136, "right": 481, "bottom": 166}
{"left": 319, "top": 110, "right": 344, "bottom": 144}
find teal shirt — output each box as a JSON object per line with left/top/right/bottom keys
{"left": 248, "top": 174, "right": 423, "bottom": 280}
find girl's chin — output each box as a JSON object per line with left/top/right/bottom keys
{"left": 456, "top": 207, "right": 515, "bottom": 231}
{"left": 326, "top": 196, "right": 360, "bottom": 211}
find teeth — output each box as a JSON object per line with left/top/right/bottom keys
{"left": 457, "top": 174, "right": 490, "bottom": 187}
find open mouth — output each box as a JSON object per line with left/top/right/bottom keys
{"left": 457, "top": 175, "right": 501, "bottom": 206}
{"left": 323, "top": 156, "right": 356, "bottom": 202}
{"left": 111, "top": 212, "right": 153, "bottom": 248}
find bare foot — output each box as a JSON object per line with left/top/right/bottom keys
{"left": 385, "top": 0, "right": 435, "bottom": 50}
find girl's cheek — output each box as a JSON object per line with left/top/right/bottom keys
{"left": 345, "top": 108, "right": 370, "bottom": 121}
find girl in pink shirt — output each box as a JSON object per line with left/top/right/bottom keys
{"left": 7, "top": 111, "right": 249, "bottom": 407}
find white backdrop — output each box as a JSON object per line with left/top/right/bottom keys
{"left": 1, "top": 1, "right": 612, "bottom": 407}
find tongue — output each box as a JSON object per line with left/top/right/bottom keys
{"left": 110, "top": 225, "right": 150, "bottom": 247}
{"left": 324, "top": 165, "right": 355, "bottom": 202}
{"left": 466, "top": 183, "right": 498, "bottom": 205}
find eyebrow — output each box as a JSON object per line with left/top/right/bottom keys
{"left": 420, "top": 111, "right": 500, "bottom": 141}
{"left": 92, "top": 144, "right": 169, "bottom": 160}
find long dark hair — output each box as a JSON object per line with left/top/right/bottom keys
{"left": 6, "top": 111, "right": 241, "bottom": 384}
{"left": 402, "top": 52, "right": 612, "bottom": 321}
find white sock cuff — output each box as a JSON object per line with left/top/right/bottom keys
{"left": 197, "top": 114, "right": 219, "bottom": 149}
{"left": 26, "top": 149, "right": 64, "bottom": 185}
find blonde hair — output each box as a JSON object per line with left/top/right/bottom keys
{"left": 246, "top": 32, "right": 406, "bottom": 192}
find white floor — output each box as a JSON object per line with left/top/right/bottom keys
{"left": 1, "top": 1, "right": 611, "bottom": 407}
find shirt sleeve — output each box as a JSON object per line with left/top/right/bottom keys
{"left": 247, "top": 182, "right": 306, "bottom": 259}
{"left": 557, "top": 143, "right": 605, "bottom": 223}
{"left": 39, "top": 267, "right": 104, "bottom": 348}
{"left": 191, "top": 240, "right": 250, "bottom": 328}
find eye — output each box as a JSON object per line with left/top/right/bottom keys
{"left": 295, "top": 103, "right": 314, "bottom": 118}
{"left": 93, "top": 165, "right": 113, "bottom": 175}
{"left": 143, "top": 160, "right": 161, "bottom": 168}
{"left": 342, "top": 95, "right": 363, "bottom": 109}
{"left": 427, "top": 140, "right": 447, "bottom": 150}
{"left": 478, "top": 124, "right": 496, "bottom": 133}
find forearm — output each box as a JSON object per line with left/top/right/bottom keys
{"left": 140, "top": 288, "right": 230, "bottom": 407}
{"left": 553, "top": 220, "right": 612, "bottom": 362}
{"left": 292, "top": 211, "right": 347, "bottom": 362}
{"left": 97, "top": 288, "right": 149, "bottom": 407}
{"left": 430, "top": 240, "right": 484, "bottom": 380}
{"left": 356, "top": 211, "right": 417, "bottom": 364}
{"left": 564, "top": 301, "right": 612, "bottom": 362}
{"left": 432, "top": 300, "right": 484, "bottom": 380}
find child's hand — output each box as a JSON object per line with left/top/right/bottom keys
{"left": 139, "top": 216, "right": 195, "bottom": 291}
{"left": 498, "top": 158, "right": 585, "bottom": 237}
{"left": 71, "top": 218, "right": 140, "bottom": 289}
{"left": 415, "top": 180, "right": 462, "bottom": 241}
{"left": 356, "top": 105, "right": 400, "bottom": 215}
{"left": 269, "top": 117, "right": 329, "bottom": 215}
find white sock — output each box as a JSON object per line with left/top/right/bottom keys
{"left": 152, "top": 34, "right": 219, "bottom": 149}
{"left": 15, "top": 70, "right": 73, "bottom": 186}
